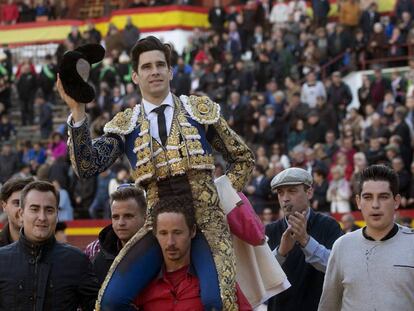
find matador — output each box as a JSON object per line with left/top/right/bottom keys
{"left": 59, "top": 36, "right": 255, "bottom": 310}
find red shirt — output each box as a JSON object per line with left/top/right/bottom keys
{"left": 134, "top": 265, "right": 252, "bottom": 311}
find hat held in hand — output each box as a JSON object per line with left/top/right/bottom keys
{"left": 59, "top": 44, "right": 105, "bottom": 103}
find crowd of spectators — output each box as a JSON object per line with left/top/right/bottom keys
{"left": 1, "top": 0, "right": 414, "bottom": 221}
{"left": 0, "top": 0, "right": 189, "bottom": 25}
{"left": 0, "top": 0, "right": 69, "bottom": 24}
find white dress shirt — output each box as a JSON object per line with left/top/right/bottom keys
{"left": 142, "top": 92, "right": 174, "bottom": 144}
{"left": 69, "top": 92, "right": 175, "bottom": 145}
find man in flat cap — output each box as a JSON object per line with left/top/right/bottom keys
{"left": 265, "top": 167, "right": 343, "bottom": 311}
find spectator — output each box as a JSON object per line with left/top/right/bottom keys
{"left": 367, "top": 23, "right": 387, "bottom": 60}
{"left": 327, "top": 71, "right": 353, "bottom": 121}
{"left": 27, "top": 141, "right": 47, "bottom": 170}
{"left": 91, "top": 186, "right": 146, "bottom": 284}
{"left": 287, "top": 119, "right": 308, "bottom": 151}
{"left": 105, "top": 24, "right": 126, "bottom": 56}
{"left": 35, "top": 91, "right": 53, "bottom": 139}
{"left": 370, "top": 66, "right": 392, "bottom": 109}
{"left": 0, "top": 142, "right": 20, "bottom": 184}
{"left": 287, "top": 0, "right": 307, "bottom": 23}
{"left": 123, "top": 17, "right": 140, "bottom": 53}
{"left": 358, "top": 75, "right": 373, "bottom": 114}
{"left": 52, "top": 179, "right": 73, "bottom": 221}
{"left": 338, "top": 0, "right": 361, "bottom": 31}
{"left": 17, "top": 0, "right": 35, "bottom": 22}
{"left": 364, "top": 138, "right": 387, "bottom": 165}
{"left": 128, "top": 0, "right": 148, "bottom": 8}
{"left": 315, "top": 95, "right": 337, "bottom": 132}
{"left": 359, "top": 2, "right": 380, "bottom": 40}
{"left": 391, "top": 70, "right": 407, "bottom": 104}
{"left": 171, "top": 57, "right": 192, "bottom": 96}
{"left": 108, "top": 167, "right": 130, "bottom": 195}
{"left": 47, "top": 155, "right": 70, "bottom": 190}
{"left": 12, "top": 163, "right": 32, "bottom": 179}
{"left": 391, "top": 106, "right": 412, "bottom": 169}
{"left": 261, "top": 207, "right": 275, "bottom": 225}
{"left": 223, "top": 91, "right": 246, "bottom": 136}
{"left": 340, "top": 213, "right": 360, "bottom": 233}
{"left": 311, "top": 0, "right": 330, "bottom": 27}
{"left": 208, "top": 0, "right": 227, "bottom": 34}
{"left": 0, "top": 114, "right": 16, "bottom": 141}
{"left": 0, "top": 180, "right": 99, "bottom": 310}
{"left": 395, "top": 0, "right": 414, "bottom": 21}
{"left": 326, "top": 165, "right": 351, "bottom": 213}
{"left": 16, "top": 61, "right": 37, "bottom": 126}
{"left": 364, "top": 112, "right": 390, "bottom": 144}
{"left": 47, "top": 132, "right": 67, "bottom": 161}
{"left": 305, "top": 147, "right": 327, "bottom": 175}
{"left": 67, "top": 25, "right": 84, "bottom": 48}
{"left": 406, "top": 161, "right": 414, "bottom": 208}
{"left": 0, "top": 177, "right": 34, "bottom": 246}
{"left": 269, "top": 0, "right": 289, "bottom": 25}
{"left": 301, "top": 71, "right": 326, "bottom": 108}
{"left": 350, "top": 152, "right": 368, "bottom": 208}
{"left": 55, "top": 221, "right": 68, "bottom": 243}
{"left": 318, "top": 165, "right": 414, "bottom": 311}
{"left": 306, "top": 110, "right": 327, "bottom": 145}
{"left": 89, "top": 169, "right": 113, "bottom": 219}
{"left": 38, "top": 54, "right": 57, "bottom": 104}
{"left": 327, "top": 24, "right": 352, "bottom": 65}
{"left": 332, "top": 142, "right": 355, "bottom": 180}
{"left": 270, "top": 143, "right": 291, "bottom": 169}
{"left": 245, "top": 164, "right": 271, "bottom": 213}
{"left": 1, "top": 0, "right": 19, "bottom": 25}
{"left": 73, "top": 175, "right": 97, "bottom": 219}
{"left": 34, "top": 0, "right": 49, "bottom": 19}
{"left": 312, "top": 167, "right": 330, "bottom": 213}
{"left": 55, "top": 0, "right": 68, "bottom": 19}
{"left": 391, "top": 157, "right": 411, "bottom": 205}
{"left": 266, "top": 167, "right": 343, "bottom": 311}
{"left": 84, "top": 22, "right": 102, "bottom": 44}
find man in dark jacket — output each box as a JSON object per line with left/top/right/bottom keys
{"left": 359, "top": 2, "right": 380, "bottom": 40}
{"left": 0, "top": 177, "right": 34, "bottom": 246}
{"left": 0, "top": 180, "right": 99, "bottom": 310}
{"left": 306, "top": 110, "right": 327, "bottom": 146}
{"left": 208, "top": 0, "right": 227, "bottom": 34}
{"left": 91, "top": 186, "right": 147, "bottom": 284}
{"left": 327, "top": 72, "right": 353, "bottom": 121}
{"left": 312, "top": 0, "right": 330, "bottom": 27}
{"left": 16, "top": 62, "right": 37, "bottom": 125}
{"left": 0, "top": 142, "right": 20, "bottom": 184}
{"left": 35, "top": 91, "right": 53, "bottom": 139}
{"left": 266, "top": 168, "right": 342, "bottom": 311}
{"left": 38, "top": 54, "right": 57, "bottom": 104}
{"left": 123, "top": 17, "right": 140, "bottom": 53}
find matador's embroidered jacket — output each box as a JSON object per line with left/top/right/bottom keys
{"left": 67, "top": 94, "right": 255, "bottom": 311}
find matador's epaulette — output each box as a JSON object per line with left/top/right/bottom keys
{"left": 180, "top": 95, "right": 220, "bottom": 124}
{"left": 103, "top": 104, "right": 141, "bottom": 135}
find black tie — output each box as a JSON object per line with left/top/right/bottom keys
{"left": 152, "top": 105, "right": 168, "bottom": 145}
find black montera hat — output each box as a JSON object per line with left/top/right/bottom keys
{"left": 59, "top": 44, "right": 105, "bottom": 103}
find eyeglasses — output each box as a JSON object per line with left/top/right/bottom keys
{"left": 117, "top": 183, "right": 135, "bottom": 190}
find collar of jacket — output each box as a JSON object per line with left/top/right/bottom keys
{"left": 0, "top": 222, "right": 13, "bottom": 246}
{"left": 19, "top": 229, "right": 56, "bottom": 258}
{"left": 99, "top": 224, "right": 121, "bottom": 258}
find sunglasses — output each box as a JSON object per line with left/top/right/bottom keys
{"left": 117, "top": 183, "right": 135, "bottom": 190}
